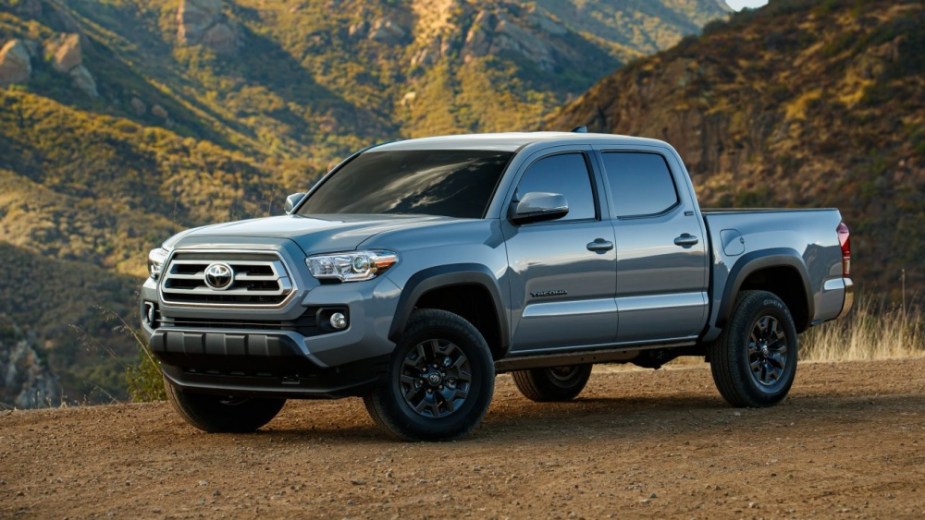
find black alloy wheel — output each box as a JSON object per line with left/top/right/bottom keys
{"left": 399, "top": 339, "right": 472, "bottom": 419}
{"left": 747, "top": 315, "right": 790, "bottom": 388}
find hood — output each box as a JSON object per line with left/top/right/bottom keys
{"left": 170, "top": 214, "right": 455, "bottom": 254}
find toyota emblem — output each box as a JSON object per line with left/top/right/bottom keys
{"left": 204, "top": 263, "right": 234, "bottom": 290}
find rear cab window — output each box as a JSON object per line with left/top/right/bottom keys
{"left": 600, "top": 152, "right": 679, "bottom": 218}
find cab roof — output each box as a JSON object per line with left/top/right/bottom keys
{"left": 372, "top": 132, "right": 668, "bottom": 153}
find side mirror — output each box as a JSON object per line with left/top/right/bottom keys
{"left": 510, "top": 192, "right": 569, "bottom": 224}
{"left": 284, "top": 192, "right": 306, "bottom": 214}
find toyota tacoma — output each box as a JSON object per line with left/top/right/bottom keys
{"left": 140, "top": 132, "right": 854, "bottom": 440}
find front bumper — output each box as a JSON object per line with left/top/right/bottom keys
{"left": 141, "top": 303, "right": 394, "bottom": 399}
{"left": 153, "top": 328, "right": 389, "bottom": 398}
{"left": 139, "top": 243, "right": 403, "bottom": 398}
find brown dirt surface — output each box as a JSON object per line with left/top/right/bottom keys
{"left": 2, "top": 359, "right": 924, "bottom": 519}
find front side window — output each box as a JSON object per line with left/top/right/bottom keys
{"left": 516, "top": 153, "right": 596, "bottom": 221}
{"left": 298, "top": 150, "right": 513, "bottom": 218}
{"left": 602, "top": 152, "right": 679, "bottom": 218}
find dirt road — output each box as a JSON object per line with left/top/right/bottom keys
{"left": 2, "top": 359, "right": 924, "bottom": 519}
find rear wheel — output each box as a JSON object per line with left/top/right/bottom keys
{"left": 512, "top": 364, "right": 592, "bottom": 402}
{"left": 364, "top": 309, "right": 495, "bottom": 441}
{"left": 164, "top": 379, "right": 285, "bottom": 433}
{"left": 709, "top": 290, "right": 798, "bottom": 407}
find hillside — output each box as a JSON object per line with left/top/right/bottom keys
{"left": 0, "top": 89, "right": 286, "bottom": 404}
{"left": 548, "top": 0, "right": 925, "bottom": 300}
{"left": 1, "top": 0, "right": 729, "bottom": 159}
{"left": 0, "top": 242, "right": 140, "bottom": 404}
{"left": 0, "top": 0, "right": 729, "bottom": 406}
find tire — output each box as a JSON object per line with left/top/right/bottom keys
{"left": 512, "top": 364, "right": 592, "bottom": 402}
{"left": 709, "top": 290, "right": 798, "bottom": 407}
{"left": 363, "top": 309, "right": 495, "bottom": 441}
{"left": 164, "top": 378, "right": 285, "bottom": 433}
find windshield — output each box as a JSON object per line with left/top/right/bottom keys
{"left": 297, "top": 149, "right": 513, "bottom": 219}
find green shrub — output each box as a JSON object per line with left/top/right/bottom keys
{"left": 124, "top": 343, "right": 166, "bottom": 402}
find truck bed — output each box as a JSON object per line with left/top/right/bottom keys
{"left": 700, "top": 207, "right": 850, "bottom": 341}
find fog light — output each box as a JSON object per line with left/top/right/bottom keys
{"left": 330, "top": 312, "right": 348, "bottom": 330}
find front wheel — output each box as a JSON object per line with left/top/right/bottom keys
{"left": 364, "top": 309, "right": 495, "bottom": 441}
{"left": 164, "top": 379, "right": 285, "bottom": 433}
{"left": 709, "top": 290, "right": 798, "bottom": 407}
{"left": 512, "top": 364, "right": 592, "bottom": 402}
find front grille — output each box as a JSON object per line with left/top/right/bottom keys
{"left": 160, "top": 252, "right": 294, "bottom": 306}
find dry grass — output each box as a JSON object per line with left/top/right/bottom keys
{"left": 801, "top": 297, "right": 925, "bottom": 362}
{"left": 602, "top": 297, "right": 925, "bottom": 374}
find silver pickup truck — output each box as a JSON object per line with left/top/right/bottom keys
{"left": 140, "top": 132, "right": 853, "bottom": 441}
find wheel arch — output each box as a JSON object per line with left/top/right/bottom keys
{"left": 718, "top": 250, "right": 814, "bottom": 332}
{"left": 389, "top": 264, "right": 510, "bottom": 359}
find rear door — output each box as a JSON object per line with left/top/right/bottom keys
{"left": 594, "top": 147, "right": 709, "bottom": 344}
{"left": 502, "top": 147, "right": 618, "bottom": 353}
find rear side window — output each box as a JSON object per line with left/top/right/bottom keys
{"left": 516, "top": 153, "right": 596, "bottom": 221}
{"left": 602, "top": 152, "right": 678, "bottom": 218}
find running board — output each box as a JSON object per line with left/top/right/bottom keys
{"left": 494, "top": 341, "right": 696, "bottom": 373}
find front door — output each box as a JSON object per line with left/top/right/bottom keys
{"left": 502, "top": 150, "right": 618, "bottom": 353}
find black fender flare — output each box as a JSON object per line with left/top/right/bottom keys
{"left": 717, "top": 249, "right": 814, "bottom": 329}
{"left": 388, "top": 264, "right": 510, "bottom": 356}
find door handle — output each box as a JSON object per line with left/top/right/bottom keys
{"left": 674, "top": 233, "right": 700, "bottom": 247}
{"left": 586, "top": 238, "right": 614, "bottom": 253}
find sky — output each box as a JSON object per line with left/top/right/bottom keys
{"left": 725, "top": 0, "right": 769, "bottom": 10}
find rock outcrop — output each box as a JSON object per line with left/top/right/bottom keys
{"left": 462, "top": 9, "right": 556, "bottom": 71}
{"left": 177, "top": 0, "right": 222, "bottom": 43}
{"left": 463, "top": 10, "right": 493, "bottom": 58}
{"left": 51, "top": 33, "right": 82, "bottom": 72}
{"left": 0, "top": 40, "right": 32, "bottom": 85}
{"left": 1, "top": 333, "right": 61, "bottom": 409}
{"left": 200, "top": 22, "right": 237, "bottom": 54}
{"left": 69, "top": 64, "right": 99, "bottom": 98}
{"left": 368, "top": 18, "right": 408, "bottom": 45}
{"left": 177, "top": 0, "right": 239, "bottom": 54}
{"left": 46, "top": 34, "right": 99, "bottom": 97}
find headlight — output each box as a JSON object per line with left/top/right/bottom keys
{"left": 306, "top": 250, "right": 398, "bottom": 282}
{"left": 148, "top": 247, "right": 169, "bottom": 280}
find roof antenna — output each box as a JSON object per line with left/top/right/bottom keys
{"left": 571, "top": 126, "right": 588, "bottom": 133}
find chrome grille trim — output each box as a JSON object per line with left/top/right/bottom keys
{"left": 158, "top": 250, "right": 297, "bottom": 308}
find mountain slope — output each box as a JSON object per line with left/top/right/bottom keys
{"left": 0, "top": 0, "right": 732, "bottom": 278}
{"left": 0, "top": 90, "right": 284, "bottom": 277}
{"left": 0, "top": 0, "right": 731, "bottom": 405}
{"left": 1, "top": 0, "right": 729, "bottom": 158}
{"left": 548, "top": 0, "right": 925, "bottom": 299}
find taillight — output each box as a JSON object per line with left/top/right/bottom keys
{"left": 837, "top": 222, "right": 850, "bottom": 277}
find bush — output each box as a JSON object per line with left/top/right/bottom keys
{"left": 124, "top": 340, "right": 166, "bottom": 402}
{"left": 118, "top": 315, "right": 165, "bottom": 402}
